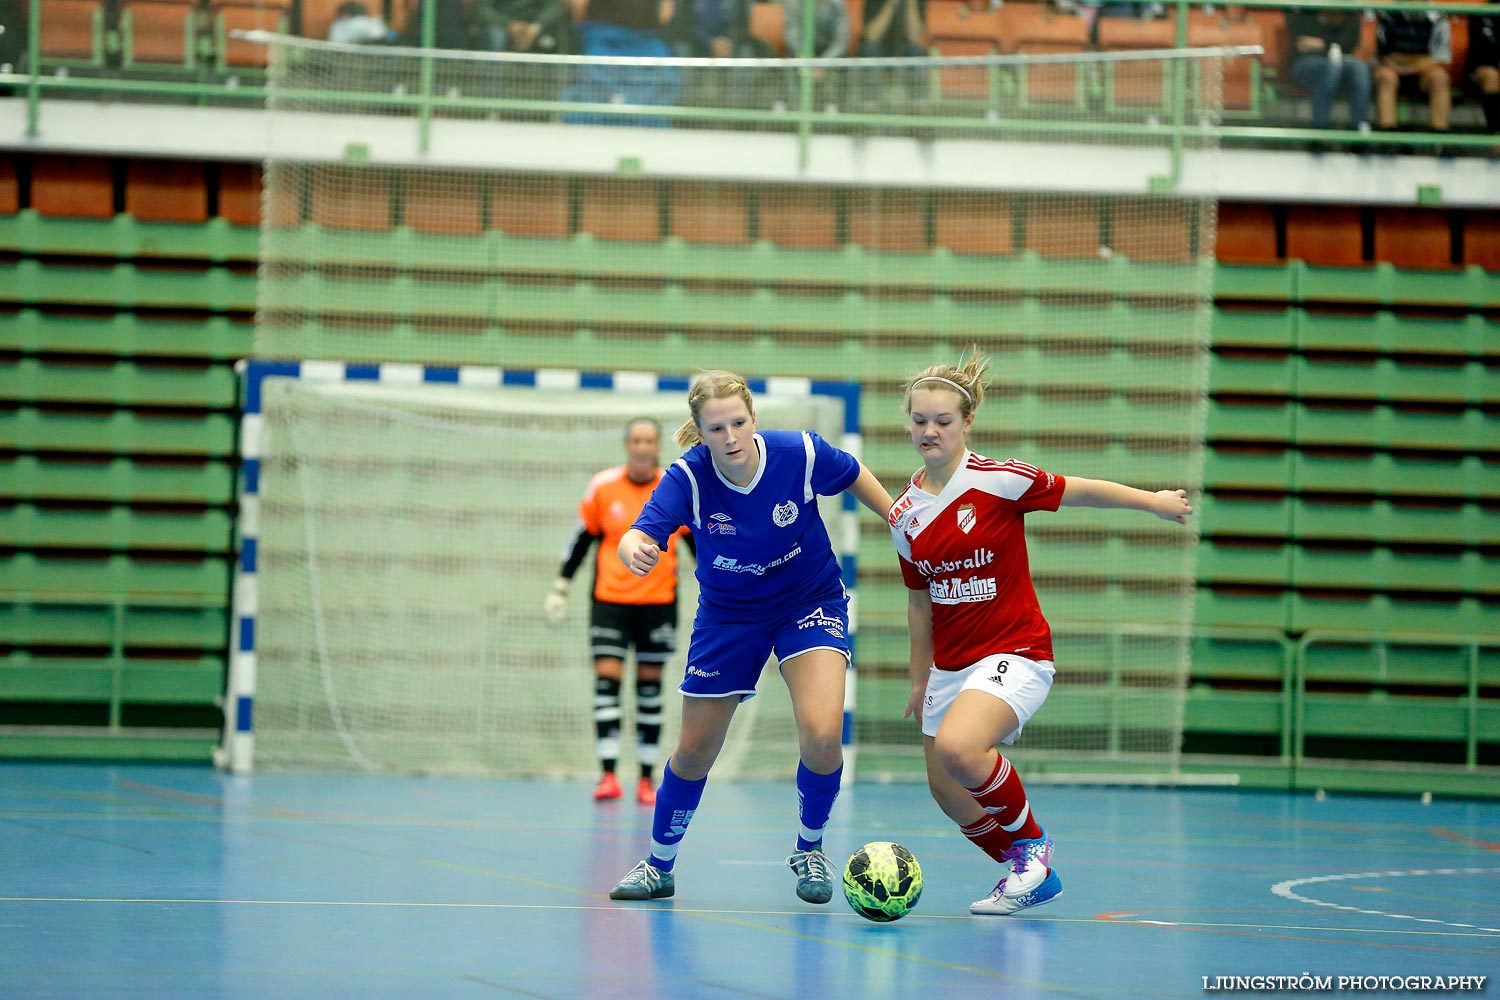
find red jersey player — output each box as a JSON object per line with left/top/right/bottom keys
{"left": 887, "top": 350, "right": 1192, "bottom": 916}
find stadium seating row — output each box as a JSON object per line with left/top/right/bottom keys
{"left": 5, "top": 155, "right": 1499, "bottom": 272}
{"left": 36, "top": 0, "right": 286, "bottom": 70}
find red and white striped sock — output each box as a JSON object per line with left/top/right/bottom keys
{"left": 965, "top": 754, "right": 1043, "bottom": 843}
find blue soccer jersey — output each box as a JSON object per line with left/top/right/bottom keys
{"left": 633, "top": 430, "right": 859, "bottom": 618}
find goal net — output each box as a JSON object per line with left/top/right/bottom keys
{"left": 223, "top": 361, "right": 853, "bottom": 778}
{"left": 245, "top": 33, "right": 1232, "bottom": 782}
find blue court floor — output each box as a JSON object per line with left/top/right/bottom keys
{"left": 0, "top": 763, "right": 1496, "bottom": 999}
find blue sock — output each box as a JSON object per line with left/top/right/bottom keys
{"left": 795, "top": 761, "right": 843, "bottom": 853}
{"left": 647, "top": 759, "right": 707, "bottom": 874}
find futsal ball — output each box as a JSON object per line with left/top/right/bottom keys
{"left": 842, "top": 842, "right": 922, "bottom": 922}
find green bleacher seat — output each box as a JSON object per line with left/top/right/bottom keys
{"left": 0, "top": 408, "right": 237, "bottom": 456}
{"left": 1206, "top": 399, "right": 1294, "bottom": 442}
{"left": 0, "top": 358, "right": 237, "bottom": 409}
{"left": 1295, "top": 309, "right": 1496, "bottom": 359}
{"left": 0, "top": 552, "right": 230, "bottom": 598}
{"left": 0, "top": 456, "right": 235, "bottom": 504}
{"left": 0, "top": 601, "right": 227, "bottom": 651}
{"left": 0, "top": 504, "right": 232, "bottom": 552}
{"left": 1198, "top": 493, "right": 1293, "bottom": 538}
{"left": 0, "top": 309, "right": 254, "bottom": 360}
{"left": 1292, "top": 451, "right": 1497, "bottom": 500}
{"left": 1294, "top": 403, "right": 1491, "bottom": 452}
{"left": 1293, "top": 545, "right": 1492, "bottom": 594}
{"left": 1295, "top": 357, "right": 1493, "bottom": 405}
{"left": 1211, "top": 306, "right": 1295, "bottom": 349}
{"left": 1293, "top": 498, "right": 1494, "bottom": 547}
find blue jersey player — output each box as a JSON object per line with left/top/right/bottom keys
{"left": 609, "top": 371, "right": 894, "bottom": 905}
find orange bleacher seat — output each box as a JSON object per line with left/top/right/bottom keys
{"left": 848, "top": 190, "right": 927, "bottom": 252}
{"left": 39, "top": 0, "right": 103, "bottom": 61}
{"left": 0, "top": 156, "right": 19, "bottom": 215}
{"left": 1112, "top": 199, "right": 1196, "bottom": 263}
{"left": 31, "top": 155, "right": 114, "bottom": 219}
{"left": 934, "top": 191, "right": 1013, "bottom": 256}
{"left": 759, "top": 187, "right": 838, "bottom": 249}
{"left": 930, "top": 37, "right": 997, "bottom": 98}
{"left": 1024, "top": 195, "right": 1102, "bottom": 259}
{"left": 218, "top": 163, "right": 263, "bottom": 227}
{"left": 213, "top": 0, "right": 287, "bottom": 68}
{"left": 1094, "top": 15, "right": 1175, "bottom": 109}
{"left": 491, "top": 175, "right": 571, "bottom": 238}
{"left": 1216, "top": 201, "right": 1280, "bottom": 265}
{"left": 404, "top": 174, "right": 484, "bottom": 236}
{"left": 120, "top": 0, "right": 199, "bottom": 67}
{"left": 299, "top": 0, "right": 347, "bottom": 39}
{"left": 1463, "top": 210, "right": 1500, "bottom": 272}
{"left": 310, "top": 168, "right": 394, "bottom": 231}
{"left": 581, "top": 179, "right": 661, "bottom": 242}
{"left": 1243, "top": 7, "right": 1287, "bottom": 77}
{"left": 265, "top": 172, "right": 301, "bottom": 228}
{"left": 750, "top": 1, "right": 785, "bottom": 56}
{"left": 671, "top": 183, "right": 750, "bottom": 245}
{"left": 926, "top": 6, "right": 1005, "bottom": 101}
{"left": 1373, "top": 208, "right": 1453, "bottom": 271}
{"left": 1002, "top": 2, "right": 1090, "bottom": 104}
{"left": 1188, "top": 12, "right": 1263, "bottom": 110}
{"left": 1285, "top": 205, "right": 1364, "bottom": 268}
{"left": 126, "top": 159, "right": 209, "bottom": 223}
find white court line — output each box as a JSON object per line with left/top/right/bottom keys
{"left": 1271, "top": 867, "right": 1500, "bottom": 935}
{"left": 6, "top": 895, "right": 1499, "bottom": 939}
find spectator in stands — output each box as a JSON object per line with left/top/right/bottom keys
{"left": 476, "top": 0, "right": 575, "bottom": 52}
{"left": 400, "top": 0, "right": 479, "bottom": 47}
{"left": 1470, "top": 4, "right": 1500, "bottom": 136}
{"left": 1285, "top": 5, "right": 1370, "bottom": 135}
{"left": 782, "top": 0, "right": 850, "bottom": 108}
{"left": 565, "top": 0, "right": 681, "bottom": 125}
{"left": 860, "top": 0, "right": 925, "bottom": 97}
{"left": 784, "top": 0, "right": 850, "bottom": 59}
{"left": 669, "top": 0, "right": 760, "bottom": 58}
{"left": 329, "top": 1, "right": 397, "bottom": 43}
{"left": 861, "top": 0, "right": 924, "bottom": 58}
{"left": 667, "top": 0, "right": 769, "bottom": 105}
{"left": 1373, "top": 4, "right": 1451, "bottom": 145}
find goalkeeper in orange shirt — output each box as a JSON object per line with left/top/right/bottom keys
{"left": 544, "top": 418, "right": 695, "bottom": 804}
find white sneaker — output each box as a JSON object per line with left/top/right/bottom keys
{"left": 970, "top": 829, "right": 1061, "bottom": 916}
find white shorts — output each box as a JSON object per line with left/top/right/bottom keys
{"left": 920, "top": 653, "right": 1056, "bottom": 742}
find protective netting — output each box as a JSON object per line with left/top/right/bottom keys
{"left": 246, "top": 36, "right": 1227, "bottom": 781}
{"left": 249, "top": 378, "right": 845, "bottom": 778}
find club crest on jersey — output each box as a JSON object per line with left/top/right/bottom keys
{"left": 957, "top": 503, "right": 977, "bottom": 534}
{"left": 771, "top": 501, "right": 798, "bottom": 528}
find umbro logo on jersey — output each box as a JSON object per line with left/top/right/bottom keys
{"left": 707, "top": 512, "right": 738, "bottom": 535}
{"left": 710, "top": 512, "right": 732, "bottom": 521}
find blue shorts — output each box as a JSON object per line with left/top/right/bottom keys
{"left": 681, "top": 594, "right": 851, "bottom": 699}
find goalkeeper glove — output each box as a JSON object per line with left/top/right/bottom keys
{"left": 543, "top": 578, "right": 571, "bottom": 623}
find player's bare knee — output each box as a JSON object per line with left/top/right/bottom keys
{"left": 931, "top": 730, "right": 986, "bottom": 786}
{"left": 798, "top": 732, "right": 843, "bottom": 772}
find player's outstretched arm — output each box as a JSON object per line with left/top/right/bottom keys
{"left": 1059, "top": 477, "right": 1193, "bottom": 524}
{"left": 618, "top": 527, "right": 662, "bottom": 577}
{"left": 846, "top": 463, "right": 896, "bottom": 520}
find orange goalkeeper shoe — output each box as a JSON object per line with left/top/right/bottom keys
{"left": 593, "top": 773, "right": 623, "bottom": 801}
{"left": 636, "top": 777, "right": 657, "bottom": 806}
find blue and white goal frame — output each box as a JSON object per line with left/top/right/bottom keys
{"left": 217, "top": 359, "right": 865, "bottom": 776}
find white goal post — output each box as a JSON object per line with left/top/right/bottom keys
{"left": 218, "top": 359, "right": 860, "bottom": 780}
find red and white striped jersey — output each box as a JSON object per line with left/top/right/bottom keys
{"left": 888, "top": 452, "right": 1066, "bottom": 670}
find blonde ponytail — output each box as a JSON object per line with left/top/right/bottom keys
{"left": 676, "top": 370, "right": 755, "bottom": 447}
